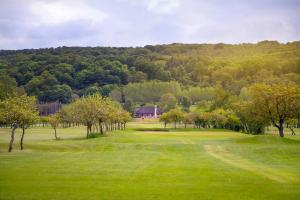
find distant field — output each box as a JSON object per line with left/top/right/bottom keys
{"left": 0, "top": 121, "right": 300, "bottom": 200}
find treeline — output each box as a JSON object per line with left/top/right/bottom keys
{"left": 0, "top": 94, "right": 131, "bottom": 152}
{"left": 159, "top": 83, "right": 300, "bottom": 137}
{"left": 0, "top": 41, "right": 299, "bottom": 103}
{"left": 109, "top": 80, "right": 215, "bottom": 113}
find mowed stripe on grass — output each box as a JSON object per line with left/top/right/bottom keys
{"left": 204, "top": 144, "right": 299, "bottom": 183}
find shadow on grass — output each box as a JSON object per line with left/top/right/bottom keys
{"left": 133, "top": 127, "right": 233, "bottom": 132}
{"left": 235, "top": 135, "right": 300, "bottom": 144}
{"left": 57, "top": 133, "right": 109, "bottom": 141}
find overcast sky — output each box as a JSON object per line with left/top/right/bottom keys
{"left": 0, "top": 0, "right": 299, "bottom": 49}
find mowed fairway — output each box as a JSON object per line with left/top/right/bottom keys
{"left": 0, "top": 121, "right": 300, "bottom": 200}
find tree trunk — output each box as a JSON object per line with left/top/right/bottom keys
{"left": 20, "top": 126, "right": 25, "bottom": 150}
{"left": 8, "top": 125, "right": 17, "bottom": 152}
{"left": 174, "top": 121, "right": 177, "bottom": 129}
{"left": 279, "top": 119, "right": 284, "bottom": 137}
{"left": 86, "top": 126, "right": 90, "bottom": 139}
{"left": 54, "top": 128, "right": 58, "bottom": 140}
{"left": 100, "top": 123, "right": 104, "bottom": 134}
{"left": 289, "top": 127, "right": 296, "bottom": 135}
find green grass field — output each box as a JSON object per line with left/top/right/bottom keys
{"left": 0, "top": 120, "right": 300, "bottom": 200}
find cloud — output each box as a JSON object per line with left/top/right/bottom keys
{"left": 0, "top": 0, "right": 299, "bottom": 49}
{"left": 29, "top": 0, "right": 108, "bottom": 25}
{"left": 146, "top": 0, "right": 181, "bottom": 14}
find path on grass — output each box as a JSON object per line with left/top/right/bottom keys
{"left": 204, "top": 144, "right": 297, "bottom": 183}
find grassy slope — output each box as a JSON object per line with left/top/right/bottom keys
{"left": 0, "top": 121, "right": 299, "bottom": 200}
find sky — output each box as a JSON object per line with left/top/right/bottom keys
{"left": 0, "top": 0, "right": 299, "bottom": 49}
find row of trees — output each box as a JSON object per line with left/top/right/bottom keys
{"left": 159, "top": 83, "right": 300, "bottom": 137}
{"left": 160, "top": 108, "right": 240, "bottom": 131}
{"left": 58, "top": 94, "right": 131, "bottom": 138}
{"left": 0, "top": 94, "right": 131, "bottom": 152}
{"left": 109, "top": 80, "right": 214, "bottom": 112}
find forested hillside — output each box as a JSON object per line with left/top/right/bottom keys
{"left": 0, "top": 41, "right": 300, "bottom": 103}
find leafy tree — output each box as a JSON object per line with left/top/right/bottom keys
{"left": 84, "top": 85, "right": 100, "bottom": 96}
{"left": 0, "top": 75, "right": 25, "bottom": 100}
{"left": 123, "top": 81, "right": 181, "bottom": 103}
{"left": 250, "top": 83, "right": 300, "bottom": 137}
{"left": 180, "top": 95, "right": 191, "bottom": 112}
{"left": 59, "top": 94, "right": 131, "bottom": 137}
{"left": 47, "top": 114, "right": 60, "bottom": 140}
{"left": 71, "top": 95, "right": 99, "bottom": 138}
{"left": 190, "top": 111, "right": 211, "bottom": 128}
{"left": 159, "top": 93, "right": 177, "bottom": 112}
{"left": 183, "top": 112, "right": 192, "bottom": 128}
{"left": 183, "top": 87, "right": 215, "bottom": 105}
{"left": 232, "top": 100, "right": 269, "bottom": 134}
{"left": 166, "top": 108, "right": 185, "bottom": 128}
{"left": 118, "top": 110, "right": 132, "bottom": 129}
{"left": 123, "top": 99, "right": 134, "bottom": 114}
{"left": 99, "top": 84, "right": 118, "bottom": 97}
{"left": 0, "top": 95, "right": 38, "bottom": 152}
{"left": 159, "top": 112, "right": 170, "bottom": 128}
{"left": 286, "top": 118, "right": 297, "bottom": 135}
{"left": 128, "top": 70, "right": 148, "bottom": 82}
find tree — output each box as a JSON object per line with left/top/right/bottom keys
{"left": 71, "top": 95, "right": 99, "bottom": 138}
{"left": 183, "top": 87, "right": 215, "bottom": 104}
{"left": 47, "top": 114, "right": 60, "bottom": 140}
{"left": 0, "top": 75, "right": 25, "bottom": 100}
{"left": 210, "top": 110, "right": 228, "bottom": 128}
{"left": 123, "top": 81, "right": 181, "bottom": 103}
{"left": 232, "top": 100, "right": 269, "bottom": 134}
{"left": 286, "top": 118, "right": 297, "bottom": 135}
{"left": 59, "top": 94, "right": 131, "bottom": 137}
{"left": 19, "top": 96, "right": 39, "bottom": 150}
{"left": 180, "top": 95, "right": 191, "bottom": 112}
{"left": 159, "top": 93, "right": 177, "bottom": 112}
{"left": 191, "top": 111, "right": 211, "bottom": 128}
{"left": 159, "top": 112, "right": 170, "bottom": 128}
{"left": 183, "top": 112, "right": 192, "bottom": 128}
{"left": 250, "top": 83, "right": 300, "bottom": 137}
{"left": 118, "top": 110, "right": 132, "bottom": 129}
{"left": 0, "top": 95, "right": 38, "bottom": 152}
{"left": 123, "top": 99, "right": 134, "bottom": 114}
{"left": 166, "top": 108, "right": 185, "bottom": 128}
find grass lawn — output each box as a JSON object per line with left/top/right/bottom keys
{"left": 0, "top": 120, "right": 300, "bottom": 200}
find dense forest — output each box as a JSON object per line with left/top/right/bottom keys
{"left": 1, "top": 40, "right": 299, "bottom": 104}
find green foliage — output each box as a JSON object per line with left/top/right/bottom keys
{"left": 180, "top": 95, "right": 191, "bottom": 112}
{"left": 159, "top": 93, "right": 177, "bottom": 112}
{"left": 1, "top": 41, "right": 298, "bottom": 103}
{"left": 161, "top": 108, "right": 185, "bottom": 128}
{"left": 249, "top": 83, "right": 300, "bottom": 137}
{"left": 0, "top": 95, "right": 39, "bottom": 151}
{"left": 0, "top": 95, "right": 38, "bottom": 127}
{"left": 159, "top": 112, "right": 171, "bottom": 128}
{"left": 123, "top": 81, "right": 181, "bottom": 103}
{"left": 59, "top": 94, "right": 131, "bottom": 138}
{"left": 182, "top": 87, "right": 215, "bottom": 104}
{"left": 0, "top": 75, "right": 25, "bottom": 100}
